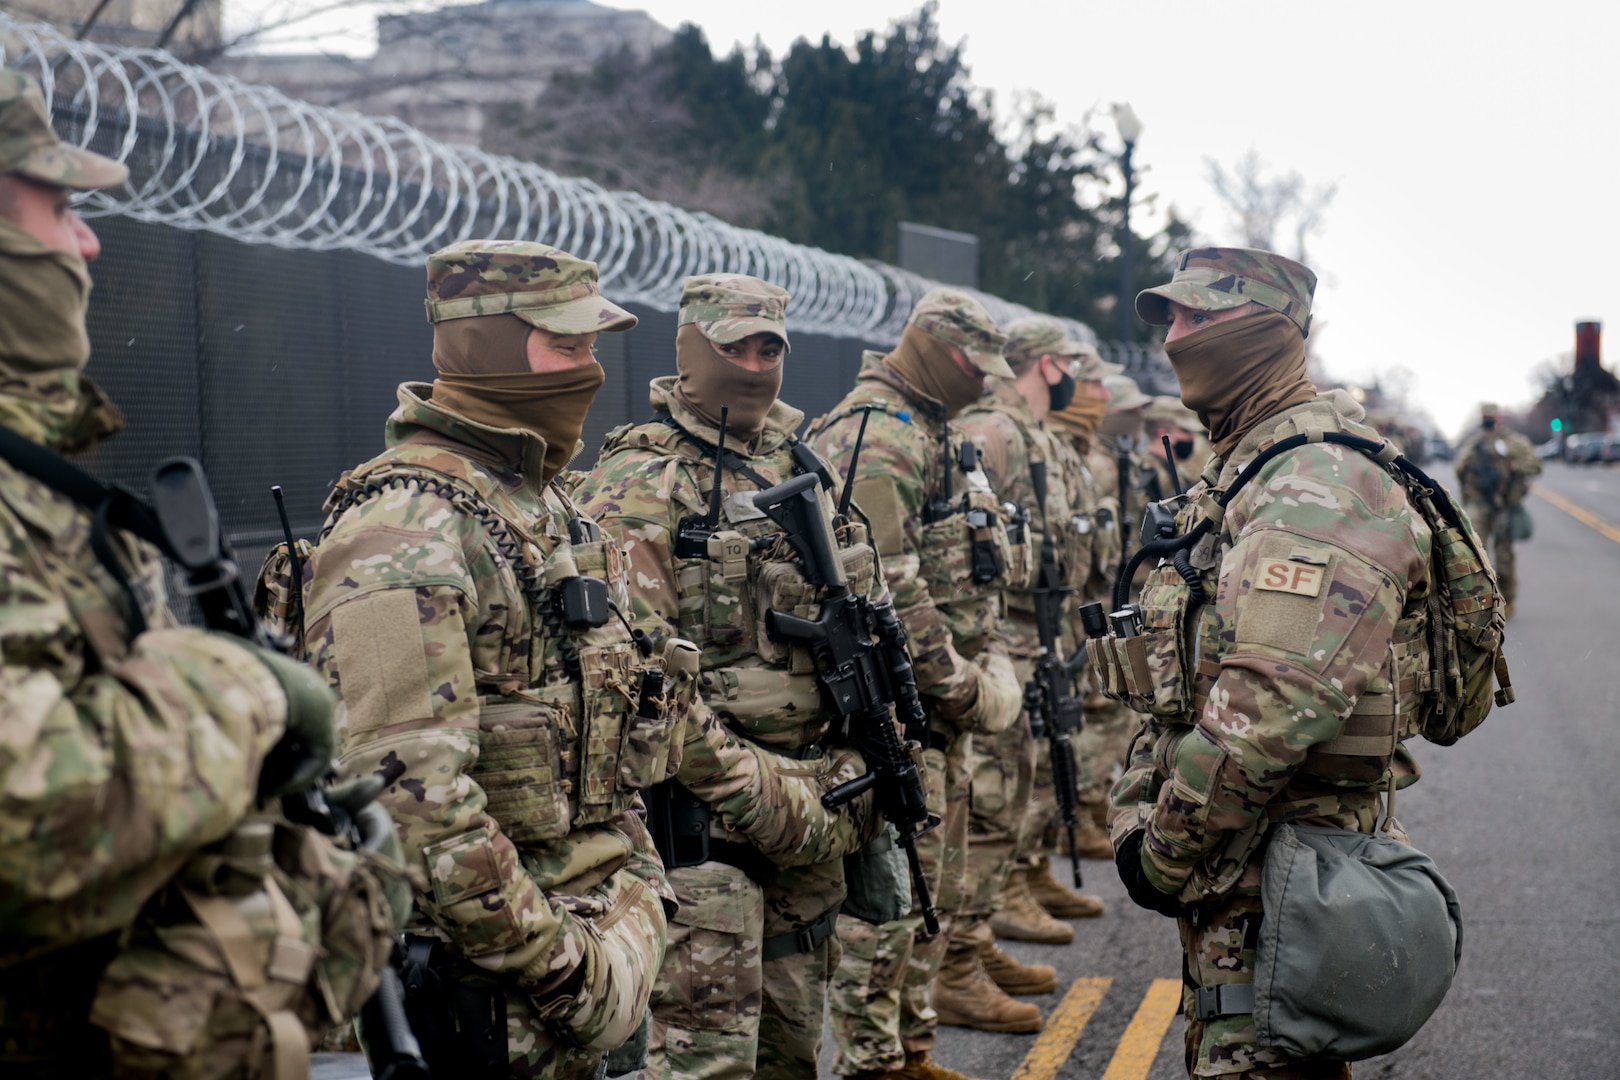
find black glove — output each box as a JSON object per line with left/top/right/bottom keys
{"left": 1115, "top": 828, "right": 1190, "bottom": 918}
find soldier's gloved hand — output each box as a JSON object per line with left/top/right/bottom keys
{"left": 245, "top": 645, "right": 336, "bottom": 799}
{"left": 1115, "top": 829, "right": 1189, "bottom": 918}
{"left": 963, "top": 652, "right": 1022, "bottom": 735}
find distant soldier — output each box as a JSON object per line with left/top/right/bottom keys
{"left": 0, "top": 70, "right": 400, "bottom": 1078}
{"left": 1099, "top": 373, "right": 1156, "bottom": 536}
{"left": 304, "top": 242, "right": 851, "bottom": 1079}
{"left": 1143, "top": 394, "right": 1211, "bottom": 495}
{"left": 1455, "top": 402, "right": 1540, "bottom": 618}
{"left": 571, "top": 274, "right": 880, "bottom": 1080}
{"left": 1046, "top": 348, "right": 1136, "bottom": 861}
{"left": 811, "top": 289, "right": 1026, "bottom": 1080}
{"left": 957, "top": 317, "right": 1107, "bottom": 985}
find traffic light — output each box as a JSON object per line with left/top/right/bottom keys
{"left": 1551, "top": 418, "right": 1564, "bottom": 433}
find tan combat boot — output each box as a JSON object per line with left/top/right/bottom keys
{"left": 979, "top": 938, "right": 1058, "bottom": 995}
{"left": 932, "top": 938, "right": 1044, "bottom": 1033}
{"left": 1026, "top": 854, "right": 1105, "bottom": 919}
{"left": 990, "top": 867, "right": 1076, "bottom": 944}
{"left": 1069, "top": 812, "right": 1117, "bottom": 861}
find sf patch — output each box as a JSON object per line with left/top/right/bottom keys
{"left": 1255, "top": 558, "right": 1325, "bottom": 597}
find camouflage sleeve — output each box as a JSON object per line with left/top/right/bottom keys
{"left": 0, "top": 536, "right": 286, "bottom": 950}
{"left": 304, "top": 499, "right": 566, "bottom": 963}
{"left": 1140, "top": 449, "right": 1426, "bottom": 894}
{"left": 812, "top": 412, "right": 979, "bottom": 720}
{"left": 571, "top": 451, "right": 686, "bottom": 647}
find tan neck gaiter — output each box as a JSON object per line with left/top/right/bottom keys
{"left": 883, "top": 325, "right": 985, "bottom": 416}
{"left": 1166, "top": 311, "right": 1316, "bottom": 459}
{"left": 432, "top": 313, "right": 532, "bottom": 375}
{"left": 431, "top": 363, "right": 605, "bottom": 484}
{"left": 1049, "top": 393, "right": 1107, "bottom": 450}
{"left": 0, "top": 217, "right": 93, "bottom": 377}
{"left": 669, "top": 324, "right": 782, "bottom": 441}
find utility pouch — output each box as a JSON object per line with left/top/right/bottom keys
{"left": 917, "top": 490, "right": 1011, "bottom": 602}
{"left": 1133, "top": 562, "right": 1203, "bottom": 721}
{"left": 999, "top": 503, "right": 1038, "bottom": 592}
{"left": 1253, "top": 823, "right": 1462, "bottom": 1062}
{"left": 840, "top": 827, "right": 911, "bottom": 925}
{"left": 755, "top": 558, "right": 820, "bottom": 673}
{"left": 475, "top": 698, "right": 573, "bottom": 845}
{"left": 576, "top": 642, "right": 652, "bottom": 821}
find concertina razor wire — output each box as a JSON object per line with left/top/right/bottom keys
{"left": 3, "top": 14, "right": 1099, "bottom": 346}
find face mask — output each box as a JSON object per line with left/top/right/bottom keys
{"left": 431, "top": 361, "right": 605, "bottom": 484}
{"left": 1165, "top": 311, "right": 1315, "bottom": 458}
{"left": 670, "top": 323, "right": 782, "bottom": 440}
{"left": 1481, "top": 417, "right": 1497, "bottom": 430}
{"left": 884, "top": 325, "right": 987, "bottom": 416}
{"left": 0, "top": 216, "right": 93, "bottom": 376}
{"left": 1046, "top": 362, "right": 1076, "bottom": 412}
{"left": 1173, "top": 438, "right": 1195, "bottom": 460}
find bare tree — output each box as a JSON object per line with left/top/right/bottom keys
{"left": 1205, "top": 148, "right": 1337, "bottom": 265}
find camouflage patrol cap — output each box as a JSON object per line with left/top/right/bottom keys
{"left": 907, "top": 287, "right": 1013, "bottom": 378}
{"left": 1480, "top": 402, "right": 1501, "bottom": 418}
{"left": 1103, "top": 374, "right": 1151, "bottom": 412}
{"left": 1002, "top": 315, "right": 1085, "bottom": 370}
{"left": 0, "top": 70, "right": 127, "bottom": 191}
{"left": 424, "top": 240, "right": 636, "bottom": 333}
{"left": 1072, "top": 340, "right": 1123, "bottom": 381}
{"left": 1144, "top": 395, "right": 1202, "bottom": 431}
{"left": 678, "top": 273, "right": 791, "bottom": 350}
{"left": 1136, "top": 246, "right": 1317, "bottom": 337}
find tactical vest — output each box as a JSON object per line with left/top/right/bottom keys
{"left": 310, "top": 443, "right": 684, "bottom": 840}
{"left": 810, "top": 399, "right": 1028, "bottom": 661}
{"left": 596, "top": 417, "right": 879, "bottom": 751}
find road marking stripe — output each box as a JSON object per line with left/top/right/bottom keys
{"left": 1010, "top": 976, "right": 1112, "bottom": 1080}
{"left": 1099, "top": 978, "right": 1183, "bottom": 1080}
{"left": 1532, "top": 484, "right": 1620, "bottom": 545}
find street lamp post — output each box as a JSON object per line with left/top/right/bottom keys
{"left": 1113, "top": 103, "right": 1143, "bottom": 343}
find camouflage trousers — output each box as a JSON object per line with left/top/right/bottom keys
{"left": 1076, "top": 690, "right": 1140, "bottom": 819}
{"left": 828, "top": 732, "right": 970, "bottom": 1076}
{"left": 1177, "top": 859, "right": 1349, "bottom": 1079}
{"left": 1463, "top": 502, "right": 1519, "bottom": 604}
{"left": 648, "top": 860, "right": 846, "bottom": 1080}
{"left": 963, "top": 710, "right": 1037, "bottom": 914}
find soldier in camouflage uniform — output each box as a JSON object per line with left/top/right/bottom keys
{"left": 0, "top": 70, "right": 400, "bottom": 1078}
{"left": 952, "top": 318, "right": 1107, "bottom": 1003}
{"left": 1046, "top": 350, "right": 1140, "bottom": 864}
{"left": 1107, "top": 247, "right": 1436, "bottom": 1079}
{"left": 810, "top": 289, "right": 1026, "bottom": 1080}
{"left": 570, "top": 274, "right": 881, "bottom": 1080}
{"left": 304, "top": 243, "right": 863, "bottom": 1079}
{"left": 1454, "top": 402, "right": 1540, "bottom": 618}
{"left": 1145, "top": 394, "right": 1212, "bottom": 497}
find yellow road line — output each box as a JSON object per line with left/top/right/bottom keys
{"left": 1532, "top": 484, "right": 1620, "bottom": 545}
{"left": 1010, "top": 976, "right": 1112, "bottom": 1080}
{"left": 1099, "top": 978, "right": 1183, "bottom": 1080}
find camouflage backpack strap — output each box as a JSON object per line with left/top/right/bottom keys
{"left": 650, "top": 410, "right": 829, "bottom": 491}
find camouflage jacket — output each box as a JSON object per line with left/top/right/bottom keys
{"left": 571, "top": 379, "right": 882, "bottom": 753}
{"left": 1073, "top": 438, "right": 1123, "bottom": 594}
{"left": 1454, "top": 427, "right": 1541, "bottom": 511}
{"left": 958, "top": 380, "right": 1088, "bottom": 658}
{"left": 0, "top": 370, "right": 289, "bottom": 956}
{"left": 808, "top": 353, "right": 1019, "bottom": 733}
{"left": 1108, "top": 393, "right": 1433, "bottom": 903}
{"left": 304, "top": 382, "right": 677, "bottom": 991}
{"left": 0, "top": 371, "right": 292, "bottom": 1071}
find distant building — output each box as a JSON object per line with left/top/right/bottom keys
{"left": 215, "top": 0, "right": 672, "bottom": 147}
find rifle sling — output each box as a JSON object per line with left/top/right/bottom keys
{"left": 0, "top": 422, "right": 176, "bottom": 637}
{"left": 654, "top": 411, "right": 802, "bottom": 492}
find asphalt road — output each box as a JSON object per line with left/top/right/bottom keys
{"left": 316, "top": 459, "right": 1620, "bottom": 1080}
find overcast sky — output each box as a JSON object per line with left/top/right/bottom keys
{"left": 227, "top": 0, "right": 1620, "bottom": 437}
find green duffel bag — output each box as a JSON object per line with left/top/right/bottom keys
{"left": 1252, "top": 823, "right": 1463, "bottom": 1062}
{"left": 1510, "top": 504, "right": 1534, "bottom": 541}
